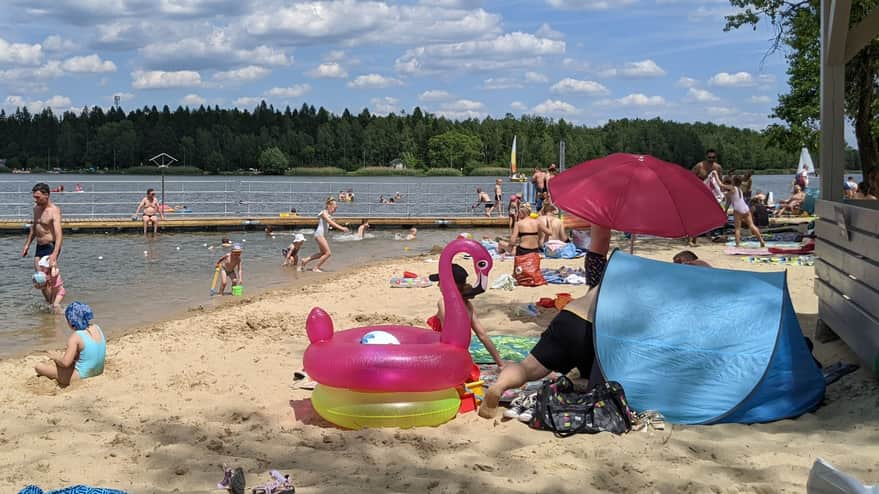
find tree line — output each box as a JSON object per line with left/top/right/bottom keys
{"left": 0, "top": 101, "right": 858, "bottom": 175}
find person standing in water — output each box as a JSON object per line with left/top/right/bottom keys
{"left": 134, "top": 188, "right": 164, "bottom": 236}
{"left": 215, "top": 244, "right": 244, "bottom": 294}
{"left": 21, "top": 183, "right": 63, "bottom": 272}
{"left": 300, "top": 198, "right": 349, "bottom": 272}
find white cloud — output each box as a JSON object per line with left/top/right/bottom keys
{"left": 61, "top": 54, "right": 116, "bottom": 73}
{"left": 483, "top": 77, "right": 523, "bottom": 90}
{"left": 213, "top": 65, "right": 271, "bottom": 82}
{"left": 395, "top": 32, "right": 565, "bottom": 75}
{"left": 550, "top": 78, "right": 609, "bottom": 95}
{"left": 706, "top": 106, "right": 737, "bottom": 116}
{"left": 266, "top": 84, "right": 311, "bottom": 98}
{"left": 370, "top": 96, "right": 401, "bottom": 116}
{"left": 676, "top": 76, "right": 698, "bottom": 88}
{"left": 131, "top": 70, "right": 202, "bottom": 89}
{"left": 0, "top": 37, "right": 43, "bottom": 65}
{"left": 419, "top": 90, "right": 452, "bottom": 102}
{"left": 3, "top": 94, "right": 72, "bottom": 113}
{"left": 535, "top": 23, "right": 564, "bottom": 40}
{"left": 607, "top": 93, "right": 667, "bottom": 106}
{"left": 307, "top": 62, "right": 348, "bottom": 79}
{"left": 709, "top": 71, "right": 775, "bottom": 88}
{"left": 234, "top": 96, "right": 263, "bottom": 108}
{"left": 436, "top": 99, "right": 487, "bottom": 120}
{"left": 525, "top": 71, "right": 548, "bottom": 83}
{"left": 182, "top": 93, "right": 206, "bottom": 106}
{"left": 546, "top": 0, "right": 637, "bottom": 9}
{"left": 510, "top": 101, "right": 527, "bottom": 110}
{"left": 562, "top": 58, "right": 590, "bottom": 72}
{"left": 324, "top": 50, "right": 346, "bottom": 62}
{"left": 42, "top": 35, "right": 78, "bottom": 52}
{"left": 598, "top": 59, "right": 666, "bottom": 78}
{"left": 142, "top": 30, "right": 290, "bottom": 70}
{"left": 686, "top": 88, "right": 719, "bottom": 102}
{"left": 749, "top": 95, "right": 772, "bottom": 104}
{"left": 532, "top": 99, "right": 578, "bottom": 114}
{"left": 348, "top": 73, "right": 402, "bottom": 88}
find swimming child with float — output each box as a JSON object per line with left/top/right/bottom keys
{"left": 215, "top": 244, "right": 244, "bottom": 295}
{"left": 33, "top": 255, "right": 65, "bottom": 310}
{"left": 34, "top": 301, "right": 106, "bottom": 386}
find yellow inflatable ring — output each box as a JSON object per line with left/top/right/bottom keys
{"left": 312, "top": 385, "right": 460, "bottom": 429}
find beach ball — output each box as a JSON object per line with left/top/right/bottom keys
{"left": 33, "top": 271, "right": 47, "bottom": 287}
{"left": 360, "top": 330, "right": 400, "bottom": 345}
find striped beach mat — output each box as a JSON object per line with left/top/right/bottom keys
{"left": 470, "top": 335, "right": 539, "bottom": 364}
{"left": 743, "top": 255, "right": 816, "bottom": 266}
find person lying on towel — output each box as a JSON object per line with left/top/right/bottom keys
{"left": 478, "top": 285, "right": 599, "bottom": 419}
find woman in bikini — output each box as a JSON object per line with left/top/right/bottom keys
{"left": 134, "top": 188, "right": 164, "bottom": 236}
{"left": 300, "top": 198, "right": 349, "bottom": 272}
{"left": 510, "top": 203, "right": 551, "bottom": 256}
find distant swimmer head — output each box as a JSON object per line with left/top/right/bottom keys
{"left": 232, "top": 244, "right": 243, "bottom": 253}
{"left": 32, "top": 271, "right": 47, "bottom": 287}
{"left": 65, "top": 301, "right": 94, "bottom": 331}
{"left": 221, "top": 237, "right": 232, "bottom": 246}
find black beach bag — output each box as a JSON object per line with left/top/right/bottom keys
{"left": 529, "top": 376, "right": 635, "bottom": 436}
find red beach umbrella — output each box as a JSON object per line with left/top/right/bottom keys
{"left": 548, "top": 153, "right": 727, "bottom": 238}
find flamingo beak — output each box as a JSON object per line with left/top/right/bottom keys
{"left": 463, "top": 270, "right": 488, "bottom": 298}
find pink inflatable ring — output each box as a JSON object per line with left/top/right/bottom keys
{"left": 303, "top": 238, "right": 493, "bottom": 393}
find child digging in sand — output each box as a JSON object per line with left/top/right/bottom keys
{"left": 426, "top": 263, "right": 504, "bottom": 367}
{"left": 216, "top": 243, "right": 244, "bottom": 294}
{"left": 34, "top": 301, "right": 106, "bottom": 386}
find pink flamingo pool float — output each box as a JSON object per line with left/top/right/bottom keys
{"left": 303, "top": 238, "right": 493, "bottom": 393}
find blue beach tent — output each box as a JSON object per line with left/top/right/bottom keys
{"left": 594, "top": 251, "right": 825, "bottom": 424}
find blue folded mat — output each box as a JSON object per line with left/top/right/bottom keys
{"left": 19, "top": 486, "right": 127, "bottom": 494}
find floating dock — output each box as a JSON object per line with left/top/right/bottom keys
{"left": 0, "top": 216, "right": 510, "bottom": 234}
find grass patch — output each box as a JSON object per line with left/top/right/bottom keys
{"left": 122, "top": 166, "right": 204, "bottom": 175}
{"left": 348, "top": 166, "right": 420, "bottom": 176}
{"left": 424, "top": 168, "right": 463, "bottom": 177}
{"left": 285, "top": 167, "right": 347, "bottom": 176}
{"left": 468, "top": 167, "right": 509, "bottom": 176}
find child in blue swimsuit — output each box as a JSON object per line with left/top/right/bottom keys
{"left": 34, "top": 301, "right": 106, "bottom": 386}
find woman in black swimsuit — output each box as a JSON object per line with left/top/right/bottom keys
{"left": 510, "top": 203, "right": 551, "bottom": 256}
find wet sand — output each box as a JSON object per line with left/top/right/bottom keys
{"left": 0, "top": 237, "right": 876, "bottom": 493}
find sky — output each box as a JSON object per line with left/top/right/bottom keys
{"left": 0, "top": 0, "right": 811, "bottom": 134}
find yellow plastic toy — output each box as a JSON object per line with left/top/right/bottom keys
{"left": 311, "top": 385, "right": 460, "bottom": 429}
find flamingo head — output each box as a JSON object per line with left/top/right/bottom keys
{"left": 462, "top": 242, "right": 493, "bottom": 299}
{"left": 306, "top": 307, "right": 334, "bottom": 343}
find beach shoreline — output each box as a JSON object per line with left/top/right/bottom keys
{"left": 1, "top": 238, "right": 877, "bottom": 493}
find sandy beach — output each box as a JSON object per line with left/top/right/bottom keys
{"left": 1, "top": 236, "right": 876, "bottom": 494}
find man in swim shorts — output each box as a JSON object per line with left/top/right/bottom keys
{"left": 479, "top": 286, "right": 600, "bottom": 419}
{"left": 21, "top": 183, "right": 63, "bottom": 272}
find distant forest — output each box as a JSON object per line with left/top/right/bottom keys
{"left": 0, "top": 101, "right": 861, "bottom": 174}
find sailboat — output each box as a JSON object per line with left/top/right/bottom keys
{"left": 797, "top": 147, "right": 815, "bottom": 177}
{"left": 509, "top": 135, "right": 528, "bottom": 182}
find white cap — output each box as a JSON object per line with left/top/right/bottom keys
{"left": 38, "top": 256, "right": 51, "bottom": 268}
{"left": 293, "top": 233, "right": 306, "bottom": 243}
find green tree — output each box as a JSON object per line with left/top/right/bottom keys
{"left": 427, "top": 130, "right": 483, "bottom": 171}
{"left": 725, "top": 0, "right": 878, "bottom": 176}
{"left": 258, "top": 146, "right": 289, "bottom": 175}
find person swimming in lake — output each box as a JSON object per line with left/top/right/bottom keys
{"left": 357, "top": 219, "right": 371, "bottom": 239}
{"left": 215, "top": 244, "right": 244, "bottom": 295}
{"left": 34, "top": 255, "right": 65, "bottom": 310}
{"left": 300, "top": 198, "right": 349, "bottom": 272}
{"left": 34, "top": 301, "right": 106, "bottom": 386}
{"left": 426, "top": 263, "right": 504, "bottom": 367}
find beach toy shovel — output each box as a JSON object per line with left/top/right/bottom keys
{"left": 232, "top": 285, "right": 243, "bottom": 296}
{"left": 209, "top": 266, "right": 221, "bottom": 295}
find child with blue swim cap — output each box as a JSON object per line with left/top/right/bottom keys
{"left": 34, "top": 301, "right": 106, "bottom": 386}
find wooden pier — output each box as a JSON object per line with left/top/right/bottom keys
{"left": 0, "top": 215, "right": 510, "bottom": 234}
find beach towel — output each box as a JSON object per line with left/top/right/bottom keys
{"left": 389, "top": 276, "right": 432, "bottom": 288}
{"left": 769, "top": 240, "right": 815, "bottom": 255}
{"left": 542, "top": 267, "right": 587, "bottom": 285}
{"left": 743, "top": 255, "right": 816, "bottom": 266}
{"left": 469, "top": 335, "right": 539, "bottom": 364}
{"left": 725, "top": 240, "right": 803, "bottom": 249}
{"left": 18, "top": 486, "right": 127, "bottom": 494}
{"left": 724, "top": 246, "right": 771, "bottom": 256}
{"left": 543, "top": 241, "right": 582, "bottom": 259}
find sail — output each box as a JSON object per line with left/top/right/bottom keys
{"left": 797, "top": 147, "right": 814, "bottom": 175}
{"left": 510, "top": 135, "right": 517, "bottom": 175}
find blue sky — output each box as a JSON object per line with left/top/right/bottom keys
{"left": 1, "top": 0, "right": 800, "bottom": 132}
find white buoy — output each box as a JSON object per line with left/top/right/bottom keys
{"left": 176, "top": 246, "right": 181, "bottom": 250}
{"left": 144, "top": 250, "right": 148, "bottom": 255}
{"left": 242, "top": 239, "right": 247, "bottom": 242}
{"left": 203, "top": 243, "right": 208, "bottom": 247}
{"left": 98, "top": 256, "right": 103, "bottom": 260}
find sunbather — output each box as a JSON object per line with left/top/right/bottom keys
{"left": 776, "top": 185, "right": 805, "bottom": 216}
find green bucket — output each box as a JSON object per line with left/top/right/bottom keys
{"left": 231, "top": 285, "right": 243, "bottom": 296}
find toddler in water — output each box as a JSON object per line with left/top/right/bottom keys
{"left": 34, "top": 255, "right": 65, "bottom": 310}
{"left": 216, "top": 244, "right": 244, "bottom": 294}
{"left": 283, "top": 234, "right": 306, "bottom": 267}
{"left": 357, "top": 219, "right": 371, "bottom": 239}
{"left": 34, "top": 301, "right": 106, "bottom": 386}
